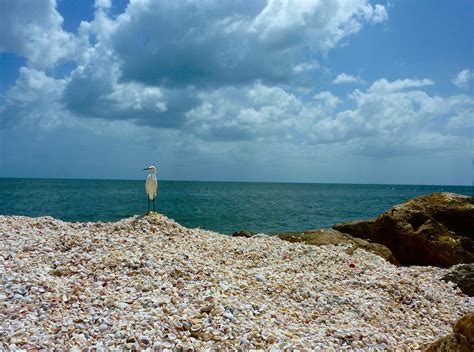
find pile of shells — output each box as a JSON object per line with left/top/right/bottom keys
{"left": 0, "top": 213, "right": 472, "bottom": 350}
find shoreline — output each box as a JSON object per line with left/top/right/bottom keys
{"left": 1, "top": 213, "right": 472, "bottom": 350}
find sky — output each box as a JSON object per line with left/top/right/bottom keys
{"left": 0, "top": 0, "right": 473, "bottom": 185}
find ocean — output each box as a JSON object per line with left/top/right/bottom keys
{"left": 0, "top": 178, "right": 472, "bottom": 234}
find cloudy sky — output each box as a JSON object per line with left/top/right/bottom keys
{"left": 0, "top": 0, "right": 472, "bottom": 185}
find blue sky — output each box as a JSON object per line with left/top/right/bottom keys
{"left": 0, "top": 0, "right": 473, "bottom": 185}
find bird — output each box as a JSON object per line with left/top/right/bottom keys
{"left": 143, "top": 165, "right": 158, "bottom": 213}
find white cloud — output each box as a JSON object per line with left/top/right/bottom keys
{"left": 452, "top": 69, "right": 473, "bottom": 89}
{"left": 252, "top": 0, "right": 387, "bottom": 52}
{"left": 0, "top": 0, "right": 76, "bottom": 69}
{"left": 1, "top": 0, "right": 472, "bottom": 167}
{"left": 109, "top": 0, "right": 387, "bottom": 86}
{"left": 183, "top": 77, "right": 473, "bottom": 158}
{"left": 292, "top": 62, "right": 320, "bottom": 73}
{"left": 0, "top": 67, "right": 67, "bottom": 129}
{"left": 312, "top": 91, "right": 341, "bottom": 110}
{"left": 0, "top": 0, "right": 390, "bottom": 132}
{"left": 367, "top": 78, "right": 434, "bottom": 93}
{"left": 360, "top": 3, "right": 388, "bottom": 24}
{"left": 63, "top": 44, "right": 174, "bottom": 127}
{"left": 95, "top": 0, "right": 112, "bottom": 10}
{"left": 343, "top": 79, "right": 473, "bottom": 156}
{"left": 333, "top": 73, "right": 363, "bottom": 85}
{"left": 185, "top": 83, "right": 301, "bottom": 141}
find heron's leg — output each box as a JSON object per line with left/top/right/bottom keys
{"left": 148, "top": 198, "right": 150, "bottom": 213}
{"left": 153, "top": 198, "right": 156, "bottom": 212}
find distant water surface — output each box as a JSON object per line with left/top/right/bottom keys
{"left": 0, "top": 178, "right": 472, "bottom": 234}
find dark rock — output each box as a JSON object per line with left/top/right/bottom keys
{"left": 347, "top": 237, "right": 400, "bottom": 266}
{"left": 334, "top": 193, "right": 474, "bottom": 266}
{"left": 424, "top": 313, "right": 474, "bottom": 352}
{"left": 333, "top": 218, "right": 376, "bottom": 239}
{"left": 231, "top": 230, "right": 253, "bottom": 238}
{"left": 424, "top": 333, "right": 470, "bottom": 352}
{"left": 278, "top": 229, "right": 399, "bottom": 265}
{"left": 442, "top": 264, "right": 474, "bottom": 296}
{"left": 454, "top": 313, "right": 474, "bottom": 347}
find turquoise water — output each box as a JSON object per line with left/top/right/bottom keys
{"left": 0, "top": 178, "right": 472, "bottom": 234}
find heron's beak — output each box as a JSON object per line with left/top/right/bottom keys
{"left": 143, "top": 168, "right": 150, "bottom": 170}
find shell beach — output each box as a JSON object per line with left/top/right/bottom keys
{"left": 1, "top": 213, "right": 472, "bottom": 351}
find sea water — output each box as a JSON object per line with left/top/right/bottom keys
{"left": 0, "top": 178, "right": 472, "bottom": 234}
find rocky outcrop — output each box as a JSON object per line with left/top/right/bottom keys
{"left": 424, "top": 313, "right": 474, "bottom": 351}
{"left": 333, "top": 193, "right": 474, "bottom": 266}
{"left": 333, "top": 219, "right": 376, "bottom": 240}
{"left": 231, "top": 230, "right": 254, "bottom": 238}
{"left": 442, "top": 264, "right": 474, "bottom": 297}
{"left": 278, "top": 229, "right": 399, "bottom": 265}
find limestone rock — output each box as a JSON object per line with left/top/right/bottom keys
{"left": 231, "top": 230, "right": 253, "bottom": 238}
{"left": 453, "top": 313, "right": 474, "bottom": 346}
{"left": 334, "top": 193, "right": 474, "bottom": 266}
{"left": 278, "top": 229, "right": 399, "bottom": 265}
{"left": 424, "top": 313, "right": 474, "bottom": 352}
{"left": 333, "top": 218, "right": 376, "bottom": 240}
{"left": 442, "top": 264, "right": 474, "bottom": 297}
{"left": 424, "top": 333, "right": 470, "bottom": 352}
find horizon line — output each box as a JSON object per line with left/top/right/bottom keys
{"left": 0, "top": 176, "right": 472, "bottom": 188}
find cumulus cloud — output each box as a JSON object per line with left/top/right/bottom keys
{"left": 0, "top": 67, "right": 66, "bottom": 129}
{"left": 343, "top": 80, "right": 473, "bottom": 156}
{"left": 1, "top": 0, "right": 472, "bottom": 165}
{"left": 333, "top": 73, "right": 363, "bottom": 85}
{"left": 0, "top": 0, "right": 76, "bottom": 69}
{"left": 452, "top": 69, "right": 473, "bottom": 89}
{"left": 95, "top": 0, "right": 112, "bottom": 10}
{"left": 360, "top": 3, "right": 388, "bottom": 23}
{"left": 292, "top": 62, "right": 320, "bottom": 73}
{"left": 367, "top": 78, "right": 434, "bottom": 93}
{"left": 0, "top": 0, "right": 386, "bottom": 132}
{"left": 96, "top": 73, "right": 468, "bottom": 156}
{"left": 63, "top": 44, "right": 183, "bottom": 128}
{"left": 110, "top": 0, "right": 388, "bottom": 87}
{"left": 183, "top": 78, "right": 473, "bottom": 156}
{"left": 186, "top": 83, "right": 300, "bottom": 141}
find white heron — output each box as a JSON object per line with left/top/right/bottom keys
{"left": 143, "top": 165, "right": 158, "bottom": 212}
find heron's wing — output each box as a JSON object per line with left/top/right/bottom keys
{"left": 146, "top": 174, "right": 158, "bottom": 199}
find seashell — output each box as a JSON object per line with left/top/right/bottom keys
{"left": 173, "top": 320, "right": 183, "bottom": 329}
{"left": 199, "top": 332, "right": 212, "bottom": 342}
{"left": 163, "top": 341, "right": 173, "bottom": 348}
{"left": 200, "top": 304, "right": 215, "bottom": 313}
{"left": 152, "top": 341, "right": 162, "bottom": 349}
{"left": 167, "top": 333, "right": 177, "bottom": 341}
{"left": 223, "top": 311, "right": 234, "bottom": 320}
{"left": 98, "top": 323, "right": 108, "bottom": 333}
{"left": 182, "top": 321, "right": 192, "bottom": 330}
{"left": 139, "top": 335, "right": 151, "bottom": 345}
{"left": 126, "top": 336, "right": 137, "bottom": 343}
{"left": 181, "top": 344, "right": 195, "bottom": 352}
{"left": 203, "top": 295, "right": 214, "bottom": 302}
{"left": 190, "top": 324, "right": 202, "bottom": 334}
